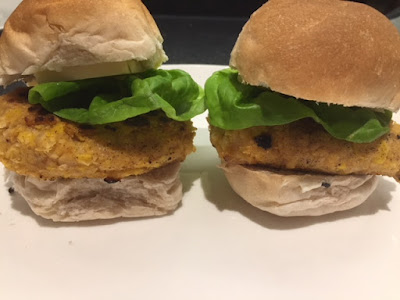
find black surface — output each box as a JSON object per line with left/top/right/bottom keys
{"left": 354, "top": 0, "right": 400, "bottom": 16}
{"left": 144, "top": 0, "right": 400, "bottom": 17}
{"left": 154, "top": 15, "right": 246, "bottom": 65}
{"left": 144, "top": 0, "right": 265, "bottom": 17}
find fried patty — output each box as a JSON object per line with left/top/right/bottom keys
{"left": 0, "top": 88, "right": 195, "bottom": 180}
{"left": 210, "top": 119, "right": 400, "bottom": 180}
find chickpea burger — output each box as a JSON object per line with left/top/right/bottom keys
{"left": 0, "top": 0, "right": 205, "bottom": 221}
{"left": 205, "top": 0, "right": 400, "bottom": 216}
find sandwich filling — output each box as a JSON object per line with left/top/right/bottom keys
{"left": 206, "top": 68, "right": 392, "bottom": 143}
{"left": 0, "top": 88, "right": 196, "bottom": 180}
{"left": 0, "top": 68, "right": 205, "bottom": 180}
{"left": 29, "top": 69, "right": 205, "bottom": 125}
{"left": 206, "top": 68, "right": 400, "bottom": 180}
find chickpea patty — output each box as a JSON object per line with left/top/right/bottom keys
{"left": 0, "top": 88, "right": 195, "bottom": 180}
{"left": 210, "top": 119, "right": 400, "bottom": 180}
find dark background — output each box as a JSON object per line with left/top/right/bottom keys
{"left": 143, "top": 0, "right": 266, "bottom": 17}
{"left": 144, "top": 0, "right": 400, "bottom": 16}
{"left": 141, "top": 0, "right": 266, "bottom": 65}
{"left": 140, "top": 0, "right": 400, "bottom": 65}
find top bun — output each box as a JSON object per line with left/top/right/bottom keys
{"left": 230, "top": 0, "right": 400, "bottom": 111}
{"left": 0, "top": 0, "right": 167, "bottom": 85}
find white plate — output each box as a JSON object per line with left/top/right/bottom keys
{"left": 1, "top": 64, "right": 400, "bottom": 300}
{"left": 0, "top": 0, "right": 22, "bottom": 29}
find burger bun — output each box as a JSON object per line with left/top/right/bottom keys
{"left": 230, "top": 0, "right": 400, "bottom": 111}
{"left": 7, "top": 162, "right": 182, "bottom": 222}
{"left": 0, "top": 0, "right": 167, "bottom": 85}
{"left": 221, "top": 163, "right": 379, "bottom": 217}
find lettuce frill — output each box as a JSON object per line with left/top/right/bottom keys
{"left": 205, "top": 68, "right": 391, "bottom": 143}
{"left": 29, "top": 69, "right": 205, "bottom": 124}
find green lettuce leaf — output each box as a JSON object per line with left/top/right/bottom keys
{"left": 28, "top": 69, "right": 205, "bottom": 124}
{"left": 205, "top": 68, "right": 392, "bottom": 143}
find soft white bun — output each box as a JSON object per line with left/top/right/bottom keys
{"left": 230, "top": 0, "right": 400, "bottom": 111}
{"left": 0, "top": 0, "right": 167, "bottom": 85}
{"left": 221, "top": 163, "right": 379, "bottom": 217}
{"left": 6, "top": 162, "right": 182, "bottom": 222}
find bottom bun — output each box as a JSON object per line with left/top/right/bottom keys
{"left": 221, "top": 163, "right": 379, "bottom": 217}
{"left": 7, "top": 162, "right": 182, "bottom": 222}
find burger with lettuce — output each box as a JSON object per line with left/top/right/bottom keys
{"left": 0, "top": 0, "right": 204, "bottom": 221}
{"left": 205, "top": 0, "right": 400, "bottom": 216}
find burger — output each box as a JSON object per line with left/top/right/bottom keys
{"left": 205, "top": 0, "right": 400, "bottom": 216}
{"left": 0, "top": 0, "right": 205, "bottom": 221}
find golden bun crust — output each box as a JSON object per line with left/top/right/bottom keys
{"left": 0, "top": 0, "right": 167, "bottom": 85}
{"left": 230, "top": 0, "right": 400, "bottom": 111}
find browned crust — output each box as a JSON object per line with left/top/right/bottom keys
{"left": 210, "top": 119, "right": 400, "bottom": 180}
{"left": 0, "top": 88, "right": 195, "bottom": 180}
